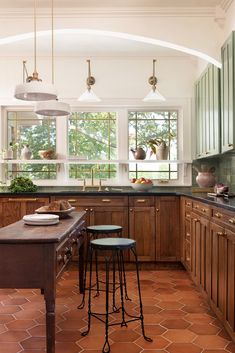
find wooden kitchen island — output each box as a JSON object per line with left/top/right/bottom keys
{"left": 0, "top": 211, "right": 86, "bottom": 353}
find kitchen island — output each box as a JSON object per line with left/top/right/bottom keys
{"left": 0, "top": 211, "right": 86, "bottom": 353}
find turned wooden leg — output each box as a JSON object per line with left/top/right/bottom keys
{"left": 45, "top": 299, "right": 55, "bottom": 353}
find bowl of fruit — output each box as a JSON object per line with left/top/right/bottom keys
{"left": 130, "top": 177, "right": 153, "bottom": 191}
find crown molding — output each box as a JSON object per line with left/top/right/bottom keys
{"left": 0, "top": 7, "right": 215, "bottom": 19}
{"left": 220, "top": 0, "right": 233, "bottom": 12}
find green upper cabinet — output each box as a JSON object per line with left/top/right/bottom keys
{"left": 195, "top": 64, "right": 220, "bottom": 159}
{"left": 221, "top": 32, "right": 235, "bottom": 153}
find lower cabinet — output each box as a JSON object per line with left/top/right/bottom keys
{"left": 0, "top": 197, "right": 50, "bottom": 227}
{"left": 129, "top": 206, "right": 155, "bottom": 261}
{"left": 182, "top": 197, "right": 235, "bottom": 341}
{"left": 156, "top": 196, "right": 180, "bottom": 261}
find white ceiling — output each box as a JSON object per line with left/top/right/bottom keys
{"left": 0, "top": 0, "right": 224, "bottom": 8}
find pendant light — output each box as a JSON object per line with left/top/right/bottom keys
{"left": 34, "top": 0, "right": 70, "bottom": 116}
{"left": 143, "top": 59, "right": 166, "bottom": 102}
{"left": 78, "top": 60, "right": 101, "bottom": 102}
{"left": 14, "top": 0, "right": 57, "bottom": 101}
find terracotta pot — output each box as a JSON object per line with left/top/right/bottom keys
{"left": 196, "top": 172, "right": 216, "bottom": 188}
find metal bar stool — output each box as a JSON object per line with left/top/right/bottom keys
{"left": 81, "top": 237, "right": 152, "bottom": 353}
{"left": 78, "top": 225, "right": 130, "bottom": 311}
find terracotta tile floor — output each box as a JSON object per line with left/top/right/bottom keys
{"left": 0, "top": 263, "right": 234, "bottom": 353}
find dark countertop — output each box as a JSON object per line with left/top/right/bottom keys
{"left": 0, "top": 186, "right": 235, "bottom": 212}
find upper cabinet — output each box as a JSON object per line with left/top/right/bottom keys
{"left": 221, "top": 32, "right": 235, "bottom": 153}
{"left": 195, "top": 64, "right": 220, "bottom": 159}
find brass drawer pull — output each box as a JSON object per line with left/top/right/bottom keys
{"left": 186, "top": 213, "right": 190, "bottom": 218}
{"left": 194, "top": 205, "right": 199, "bottom": 209}
{"left": 186, "top": 232, "right": 190, "bottom": 236}
{"left": 201, "top": 208, "right": 207, "bottom": 212}
{"left": 217, "top": 232, "right": 227, "bottom": 238}
{"left": 137, "top": 199, "right": 146, "bottom": 203}
{"left": 68, "top": 199, "right": 77, "bottom": 203}
{"left": 229, "top": 218, "right": 235, "bottom": 224}
{"left": 194, "top": 218, "right": 199, "bottom": 222}
{"left": 102, "top": 199, "right": 111, "bottom": 202}
{"left": 8, "top": 198, "right": 38, "bottom": 202}
{"left": 215, "top": 212, "right": 222, "bottom": 218}
{"left": 156, "top": 208, "right": 159, "bottom": 212}
{"left": 186, "top": 202, "right": 191, "bottom": 206}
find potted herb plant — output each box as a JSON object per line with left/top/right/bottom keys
{"left": 147, "top": 138, "right": 169, "bottom": 160}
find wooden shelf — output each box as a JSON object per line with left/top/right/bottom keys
{"left": 0, "top": 159, "right": 192, "bottom": 165}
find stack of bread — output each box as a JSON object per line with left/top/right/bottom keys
{"left": 35, "top": 200, "right": 73, "bottom": 218}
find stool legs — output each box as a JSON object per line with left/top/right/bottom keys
{"left": 131, "top": 246, "right": 152, "bottom": 343}
{"left": 94, "top": 249, "right": 100, "bottom": 297}
{"left": 117, "top": 250, "right": 127, "bottom": 327}
{"left": 81, "top": 246, "right": 93, "bottom": 337}
{"left": 103, "top": 255, "right": 111, "bottom": 353}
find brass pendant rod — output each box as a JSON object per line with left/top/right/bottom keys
{"left": 34, "top": 0, "right": 37, "bottom": 74}
{"left": 51, "top": 0, "right": 54, "bottom": 84}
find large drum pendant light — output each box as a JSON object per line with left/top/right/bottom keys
{"left": 14, "top": 0, "right": 57, "bottom": 101}
{"left": 143, "top": 59, "right": 165, "bottom": 102}
{"left": 34, "top": 0, "right": 70, "bottom": 116}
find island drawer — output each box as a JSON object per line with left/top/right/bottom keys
{"left": 212, "top": 207, "right": 235, "bottom": 228}
{"left": 192, "top": 200, "right": 211, "bottom": 217}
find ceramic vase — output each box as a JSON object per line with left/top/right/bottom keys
{"left": 196, "top": 172, "right": 216, "bottom": 188}
{"left": 21, "top": 145, "right": 32, "bottom": 160}
{"left": 156, "top": 146, "right": 169, "bottom": 160}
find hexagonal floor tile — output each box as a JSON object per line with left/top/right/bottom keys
{"left": 110, "top": 342, "right": 142, "bottom": 353}
{"left": 0, "top": 329, "right": 29, "bottom": 342}
{"left": 161, "top": 319, "right": 190, "bottom": 329}
{"left": 135, "top": 335, "right": 170, "bottom": 350}
{"left": 6, "top": 319, "right": 36, "bottom": 330}
{"left": 0, "top": 342, "right": 22, "bottom": 353}
{"left": 194, "top": 335, "right": 229, "bottom": 349}
{"left": 135, "top": 324, "right": 166, "bottom": 336}
{"left": 158, "top": 301, "right": 183, "bottom": 310}
{"left": 110, "top": 328, "right": 140, "bottom": 342}
{"left": 163, "top": 329, "right": 196, "bottom": 343}
{"left": 167, "top": 342, "right": 202, "bottom": 353}
{"left": 189, "top": 323, "right": 221, "bottom": 335}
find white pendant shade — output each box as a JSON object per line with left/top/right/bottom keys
{"left": 34, "top": 100, "right": 71, "bottom": 116}
{"left": 14, "top": 81, "right": 57, "bottom": 101}
{"left": 143, "top": 88, "right": 166, "bottom": 102}
{"left": 78, "top": 88, "right": 101, "bottom": 102}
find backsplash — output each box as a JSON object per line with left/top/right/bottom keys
{"left": 192, "top": 153, "right": 235, "bottom": 192}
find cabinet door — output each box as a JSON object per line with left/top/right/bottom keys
{"left": 0, "top": 197, "right": 49, "bottom": 227}
{"left": 226, "top": 229, "right": 235, "bottom": 332}
{"left": 210, "top": 222, "right": 227, "bottom": 317}
{"left": 195, "top": 64, "right": 220, "bottom": 158}
{"left": 129, "top": 207, "right": 155, "bottom": 261}
{"left": 89, "top": 206, "right": 128, "bottom": 238}
{"left": 191, "top": 214, "right": 201, "bottom": 284}
{"left": 156, "top": 196, "right": 180, "bottom": 261}
{"left": 200, "top": 216, "right": 211, "bottom": 295}
{"left": 221, "top": 32, "right": 235, "bottom": 153}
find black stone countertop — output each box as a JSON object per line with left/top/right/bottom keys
{"left": 0, "top": 186, "right": 235, "bottom": 212}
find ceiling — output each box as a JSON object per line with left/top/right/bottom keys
{"left": 0, "top": 0, "right": 225, "bottom": 8}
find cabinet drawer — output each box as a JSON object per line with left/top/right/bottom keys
{"left": 54, "top": 195, "right": 128, "bottom": 207}
{"left": 129, "top": 196, "right": 155, "bottom": 207}
{"left": 192, "top": 201, "right": 211, "bottom": 217}
{"left": 212, "top": 207, "right": 235, "bottom": 229}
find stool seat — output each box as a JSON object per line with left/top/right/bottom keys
{"left": 87, "top": 225, "right": 123, "bottom": 234}
{"left": 91, "top": 237, "right": 135, "bottom": 250}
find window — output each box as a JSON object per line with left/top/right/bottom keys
{"left": 128, "top": 111, "right": 178, "bottom": 180}
{"left": 68, "top": 112, "right": 117, "bottom": 181}
{"left": 7, "top": 111, "right": 56, "bottom": 180}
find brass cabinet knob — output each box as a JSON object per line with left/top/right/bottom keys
{"left": 90, "top": 209, "right": 93, "bottom": 212}
{"left": 156, "top": 208, "right": 159, "bottom": 212}
{"left": 194, "top": 218, "right": 199, "bottom": 222}
{"left": 229, "top": 218, "right": 235, "bottom": 224}
{"left": 215, "top": 213, "right": 222, "bottom": 218}
{"left": 186, "top": 202, "right": 191, "bottom": 206}
{"left": 85, "top": 208, "right": 89, "bottom": 212}
{"left": 130, "top": 208, "right": 133, "bottom": 212}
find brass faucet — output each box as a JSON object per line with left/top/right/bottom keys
{"left": 90, "top": 165, "right": 100, "bottom": 186}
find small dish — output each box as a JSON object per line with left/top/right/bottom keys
{"left": 23, "top": 213, "right": 59, "bottom": 225}
{"left": 35, "top": 206, "right": 76, "bottom": 218}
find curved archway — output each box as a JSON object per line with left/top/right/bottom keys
{"left": 0, "top": 28, "right": 221, "bottom": 68}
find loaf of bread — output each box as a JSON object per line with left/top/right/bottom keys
{"left": 60, "top": 200, "right": 72, "bottom": 210}
{"left": 47, "top": 201, "right": 61, "bottom": 211}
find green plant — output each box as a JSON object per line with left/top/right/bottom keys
{"left": 8, "top": 177, "right": 38, "bottom": 193}
{"left": 147, "top": 132, "right": 175, "bottom": 155}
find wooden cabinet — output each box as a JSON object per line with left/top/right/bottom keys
{"left": 181, "top": 196, "right": 235, "bottom": 341}
{"left": 0, "top": 197, "right": 49, "bottom": 227}
{"left": 180, "top": 198, "right": 192, "bottom": 271}
{"left": 129, "top": 199, "right": 155, "bottom": 262}
{"left": 54, "top": 196, "right": 129, "bottom": 238}
{"left": 221, "top": 32, "right": 235, "bottom": 153}
{"left": 156, "top": 196, "right": 180, "bottom": 261}
{"left": 195, "top": 64, "right": 220, "bottom": 158}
